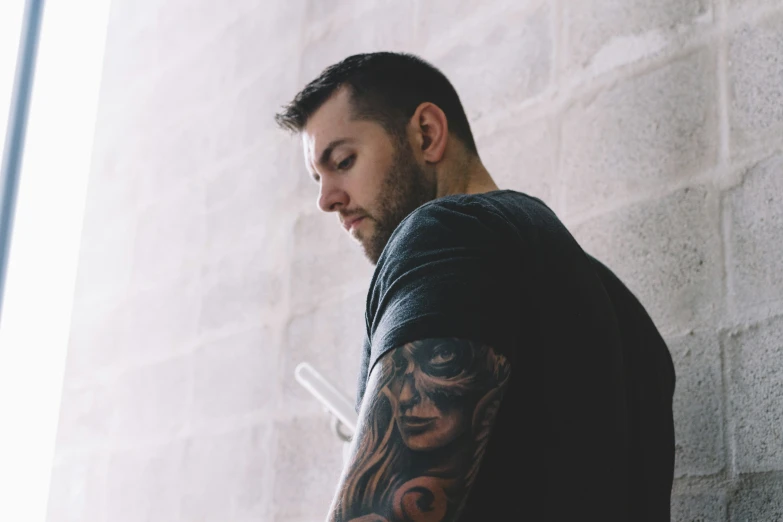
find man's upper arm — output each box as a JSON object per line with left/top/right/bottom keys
{"left": 364, "top": 200, "right": 523, "bottom": 398}
{"left": 329, "top": 337, "right": 511, "bottom": 522}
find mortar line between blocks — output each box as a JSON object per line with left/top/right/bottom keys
{"left": 717, "top": 0, "right": 731, "bottom": 167}
{"left": 719, "top": 330, "right": 738, "bottom": 482}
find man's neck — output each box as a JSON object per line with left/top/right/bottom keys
{"left": 436, "top": 161, "right": 499, "bottom": 198}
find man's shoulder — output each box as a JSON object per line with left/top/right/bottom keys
{"left": 411, "top": 189, "right": 547, "bottom": 217}
{"left": 383, "top": 190, "right": 550, "bottom": 256}
{"left": 397, "top": 189, "right": 529, "bottom": 230}
{"left": 378, "top": 195, "right": 505, "bottom": 264}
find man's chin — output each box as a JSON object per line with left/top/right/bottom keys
{"left": 351, "top": 222, "right": 382, "bottom": 265}
{"left": 358, "top": 234, "right": 386, "bottom": 266}
{"left": 360, "top": 241, "right": 382, "bottom": 266}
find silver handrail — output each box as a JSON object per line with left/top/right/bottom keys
{"left": 294, "top": 362, "right": 358, "bottom": 442}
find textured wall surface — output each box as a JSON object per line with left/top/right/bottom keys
{"left": 47, "top": 0, "right": 783, "bottom": 520}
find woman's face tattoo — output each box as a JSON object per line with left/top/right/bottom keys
{"left": 388, "top": 339, "right": 485, "bottom": 451}
{"left": 336, "top": 338, "right": 510, "bottom": 522}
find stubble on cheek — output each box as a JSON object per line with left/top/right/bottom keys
{"left": 358, "top": 140, "right": 436, "bottom": 265}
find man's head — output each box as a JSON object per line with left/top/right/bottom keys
{"left": 275, "top": 52, "right": 480, "bottom": 264}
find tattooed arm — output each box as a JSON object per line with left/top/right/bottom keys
{"left": 327, "top": 338, "right": 511, "bottom": 522}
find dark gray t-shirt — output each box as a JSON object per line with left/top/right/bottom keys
{"left": 357, "top": 189, "right": 675, "bottom": 521}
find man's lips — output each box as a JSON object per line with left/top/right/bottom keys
{"left": 342, "top": 216, "right": 365, "bottom": 232}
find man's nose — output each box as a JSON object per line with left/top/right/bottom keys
{"left": 399, "top": 374, "right": 419, "bottom": 410}
{"left": 317, "top": 177, "right": 349, "bottom": 213}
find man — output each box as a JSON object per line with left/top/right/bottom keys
{"left": 275, "top": 52, "right": 675, "bottom": 521}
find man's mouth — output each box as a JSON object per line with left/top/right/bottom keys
{"left": 342, "top": 215, "right": 366, "bottom": 232}
{"left": 348, "top": 216, "right": 364, "bottom": 232}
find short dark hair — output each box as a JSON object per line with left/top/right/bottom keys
{"left": 274, "top": 52, "right": 479, "bottom": 156}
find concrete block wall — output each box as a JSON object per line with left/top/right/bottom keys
{"left": 46, "top": 0, "right": 783, "bottom": 520}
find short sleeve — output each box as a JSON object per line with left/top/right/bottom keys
{"left": 364, "top": 198, "right": 526, "bottom": 392}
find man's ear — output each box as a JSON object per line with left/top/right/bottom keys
{"left": 410, "top": 102, "right": 448, "bottom": 163}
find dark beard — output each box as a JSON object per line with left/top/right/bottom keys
{"left": 362, "top": 139, "right": 437, "bottom": 264}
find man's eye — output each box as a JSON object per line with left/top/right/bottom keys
{"left": 337, "top": 156, "right": 354, "bottom": 170}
